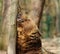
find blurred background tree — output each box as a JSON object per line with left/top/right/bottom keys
{"left": 0, "top": 0, "right": 5, "bottom": 50}
{"left": 40, "top": 0, "right": 59, "bottom": 38}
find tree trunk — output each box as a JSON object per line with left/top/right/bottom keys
{"left": 2, "top": 0, "right": 17, "bottom": 54}
{"left": 18, "top": 0, "right": 45, "bottom": 27}
{"left": 16, "top": 0, "right": 45, "bottom": 54}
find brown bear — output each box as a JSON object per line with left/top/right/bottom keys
{"left": 16, "top": 17, "right": 42, "bottom": 54}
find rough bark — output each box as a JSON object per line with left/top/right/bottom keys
{"left": 16, "top": 0, "right": 45, "bottom": 54}
{"left": 18, "top": 0, "right": 45, "bottom": 26}
{"left": 2, "top": 0, "right": 17, "bottom": 54}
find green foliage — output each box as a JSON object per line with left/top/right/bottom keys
{"left": 41, "top": 0, "right": 58, "bottom": 38}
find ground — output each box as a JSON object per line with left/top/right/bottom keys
{"left": 0, "top": 51, "right": 6, "bottom": 54}
{"left": 42, "top": 37, "right": 60, "bottom": 54}
{"left": 0, "top": 37, "right": 60, "bottom": 54}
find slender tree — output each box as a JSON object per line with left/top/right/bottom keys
{"left": 2, "top": 0, "right": 17, "bottom": 54}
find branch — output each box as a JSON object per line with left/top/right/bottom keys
{"left": 38, "top": 0, "right": 45, "bottom": 28}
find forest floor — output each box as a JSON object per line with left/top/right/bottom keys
{"left": 0, "top": 51, "right": 6, "bottom": 54}
{"left": 42, "top": 37, "right": 60, "bottom": 54}
{"left": 0, "top": 37, "right": 60, "bottom": 54}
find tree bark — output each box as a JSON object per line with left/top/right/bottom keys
{"left": 18, "top": 0, "right": 45, "bottom": 26}
{"left": 16, "top": 0, "right": 45, "bottom": 54}
{"left": 2, "top": 0, "right": 17, "bottom": 54}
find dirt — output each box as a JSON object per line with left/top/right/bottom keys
{"left": 42, "top": 37, "right": 60, "bottom": 54}
{"left": 0, "top": 51, "right": 6, "bottom": 54}
{"left": 0, "top": 37, "right": 60, "bottom": 54}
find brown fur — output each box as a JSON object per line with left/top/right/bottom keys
{"left": 16, "top": 18, "right": 42, "bottom": 54}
